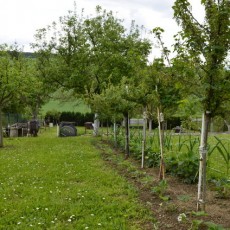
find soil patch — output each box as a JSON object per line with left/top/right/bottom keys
{"left": 96, "top": 140, "right": 230, "bottom": 230}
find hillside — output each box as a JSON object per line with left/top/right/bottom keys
{"left": 40, "top": 99, "right": 91, "bottom": 115}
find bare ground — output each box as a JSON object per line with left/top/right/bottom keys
{"left": 96, "top": 140, "right": 230, "bottom": 230}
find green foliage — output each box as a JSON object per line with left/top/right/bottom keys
{"left": 128, "top": 129, "right": 161, "bottom": 167}
{"left": 41, "top": 99, "right": 91, "bottom": 115}
{"left": 190, "top": 219, "right": 225, "bottom": 230}
{"left": 177, "top": 194, "right": 191, "bottom": 202}
{"left": 166, "top": 136, "right": 199, "bottom": 184}
{"left": 32, "top": 6, "right": 151, "bottom": 103}
{"left": 212, "top": 136, "right": 230, "bottom": 178}
{"left": 164, "top": 132, "right": 173, "bottom": 151}
{"left": 209, "top": 178, "right": 230, "bottom": 199}
{"left": 145, "top": 149, "right": 161, "bottom": 168}
{"left": 173, "top": 0, "right": 230, "bottom": 116}
{"left": 151, "top": 180, "right": 170, "bottom": 201}
{"left": 44, "top": 110, "right": 94, "bottom": 126}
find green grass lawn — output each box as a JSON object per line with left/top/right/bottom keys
{"left": 0, "top": 127, "right": 154, "bottom": 229}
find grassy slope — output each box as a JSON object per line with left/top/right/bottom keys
{"left": 40, "top": 100, "right": 91, "bottom": 115}
{"left": 0, "top": 128, "right": 154, "bottom": 229}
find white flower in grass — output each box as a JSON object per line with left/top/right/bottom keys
{"left": 177, "top": 213, "right": 187, "bottom": 222}
{"left": 85, "top": 227, "right": 89, "bottom": 229}
{"left": 98, "top": 223, "right": 102, "bottom": 226}
{"left": 45, "top": 208, "right": 48, "bottom": 211}
{"left": 68, "top": 219, "right": 72, "bottom": 222}
{"left": 90, "top": 214, "right": 94, "bottom": 216}
{"left": 17, "top": 222, "right": 21, "bottom": 225}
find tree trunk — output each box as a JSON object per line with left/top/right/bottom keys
{"left": 224, "top": 120, "right": 230, "bottom": 133}
{"left": 158, "top": 108, "right": 165, "bottom": 180}
{"left": 0, "top": 108, "right": 3, "bottom": 147}
{"left": 197, "top": 112, "right": 211, "bottom": 211}
{"left": 113, "top": 119, "right": 117, "bottom": 147}
{"left": 93, "top": 113, "right": 100, "bottom": 136}
{"left": 141, "top": 107, "right": 147, "bottom": 168}
{"left": 106, "top": 119, "right": 109, "bottom": 137}
{"left": 149, "top": 119, "right": 152, "bottom": 133}
{"left": 124, "top": 112, "right": 130, "bottom": 158}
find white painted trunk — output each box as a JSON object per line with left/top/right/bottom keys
{"left": 93, "top": 113, "right": 100, "bottom": 136}
{"left": 149, "top": 119, "right": 152, "bottom": 133}
{"left": 124, "top": 113, "right": 130, "bottom": 158}
{"left": 197, "top": 112, "right": 210, "bottom": 211}
{"left": 141, "top": 108, "right": 147, "bottom": 168}
{"left": 113, "top": 119, "right": 117, "bottom": 147}
{"left": 157, "top": 108, "right": 165, "bottom": 180}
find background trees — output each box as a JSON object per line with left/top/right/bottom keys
{"left": 32, "top": 6, "right": 151, "bottom": 135}
{"left": 0, "top": 45, "right": 30, "bottom": 146}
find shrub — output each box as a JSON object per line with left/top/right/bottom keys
{"left": 145, "top": 148, "right": 161, "bottom": 168}
{"left": 166, "top": 150, "right": 199, "bottom": 184}
{"left": 45, "top": 111, "right": 94, "bottom": 126}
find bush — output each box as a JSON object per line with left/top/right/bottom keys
{"left": 145, "top": 149, "right": 161, "bottom": 168}
{"left": 165, "top": 150, "right": 199, "bottom": 184}
{"left": 45, "top": 111, "right": 94, "bottom": 126}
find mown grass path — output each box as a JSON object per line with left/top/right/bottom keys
{"left": 0, "top": 128, "right": 153, "bottom": 230}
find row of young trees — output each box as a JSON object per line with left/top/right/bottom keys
{"left": 0, "top": 0, "right": 229, "bottom": 211}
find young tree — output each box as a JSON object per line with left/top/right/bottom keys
{"left": 173, "top": 0, "right": 230, "bottom": 210}
{"left": 90, "top": 79, "right": 138, "bottom": 158}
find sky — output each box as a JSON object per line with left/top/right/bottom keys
{"left": 0, "top": 0, "right": 204, "bottom": 59}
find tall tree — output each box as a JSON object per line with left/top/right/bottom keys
{"left": 0, "top": 44, "right": 29, "bottom": 146}
{"left": 173, "top": 0, "right": 230, "bottom": 210}
{"left": 32, "top": 5, "right": 151, "bottom": 135}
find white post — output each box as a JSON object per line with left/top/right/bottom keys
{"left": 141, "top": 108, "right": 147, "bottom": 168}
{"left": 93, "top": 113, "right": 100, "bottom": 136}
{"left": 113, "top": 119, "right": 117, "bottom": 147}
{"left": 57, "top": 124, "right": 59, "bottom": 137}
{"left": 149, "top": 119, "right": 152, "bottom": 133}
{"left": 197, "top": 112, "right": 210, "bottom": 211}
{"left": 158, "top": 107, "right": 165, "bottom": 180}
